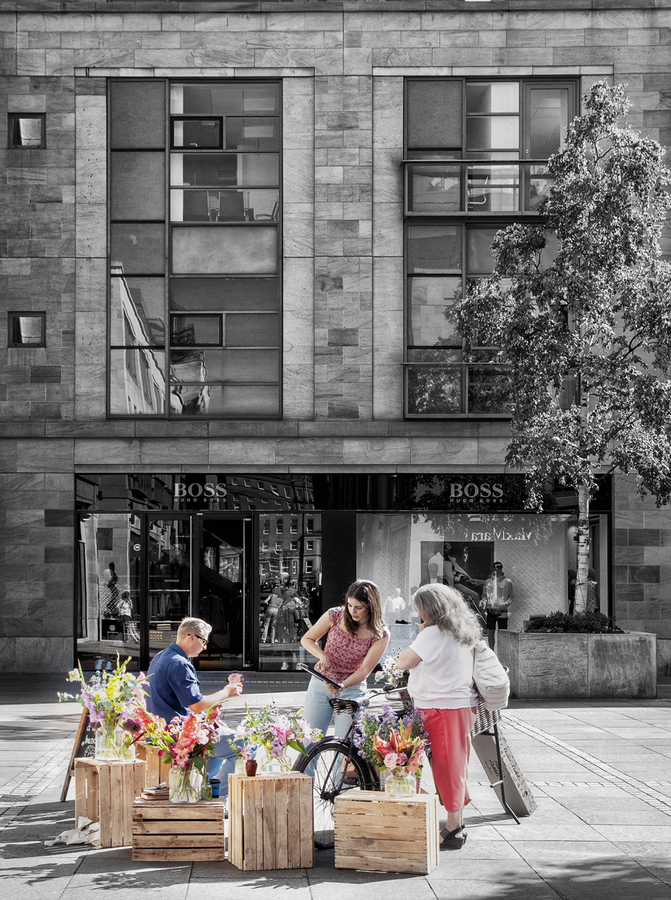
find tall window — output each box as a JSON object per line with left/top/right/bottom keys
{"left": 404, "top": 79, "right": 576, "bottom": 417}
{"left": 109, "top": 80, "right": 281, "bottom": 418}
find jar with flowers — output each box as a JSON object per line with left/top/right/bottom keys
{"left": 374, "top": 654, "right": 410, "bottom": 699}
{"left": 352, "top": 703, "right": 427, "bottom": 798}
{"left": 129, "top": 705, "right": 222, "bottom": 803}
{"left": 58, "top": 656, "right": 145, "bottom": 762}
{"left": 228, "top": 704, "right": 322, "bottom": 773}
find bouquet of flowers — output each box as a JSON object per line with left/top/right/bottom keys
{"left": 229, "top": 704, "right": 322, "bottom": 770}
{"left": 58, "top": 656, "right": 146, "bottom": 760}
{"left": 352, "top": 704, "right": 427, "bottom": 778}
{"left": 128, "top": 705, "right": 222, "bottom": 801}
{"left": 374, "top": 654, "right": 409, "bottom": 690}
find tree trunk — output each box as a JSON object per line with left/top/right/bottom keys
{"left": 573, "top": 483, "right": 591, "bottom": 614}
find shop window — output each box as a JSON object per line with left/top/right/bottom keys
{"left": 8, "top": 113, "right": 45, "bottom": 148}
{"left": 108, "top": 79, "right": 281, "bottom": 419}
{"left": 8, "top": 311, "right": 46, "bottom": 347}
{"left": 357, "top": 511, "right": 608, "bottom": 629}
{"left": 404, "top": 78, "right": 577, "bottom": 418}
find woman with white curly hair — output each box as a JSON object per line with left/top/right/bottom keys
{"left": 397, "top": 583, "right": 482, "bottom": 851}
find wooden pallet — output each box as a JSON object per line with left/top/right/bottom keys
{"left": 132, "top": 798, "right": 226, "bottom": 861}
{"left": 228, "top": 773, "right": 314, "bottom": 870}
{"left": 74, "top": 758, "right": 146, "bottom": 848}
{"left": 334, "top": 790, "right": 439, "bottom": 875}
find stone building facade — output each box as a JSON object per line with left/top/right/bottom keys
{"left": 1, "top": 0, "right": 670, "bottom": 677}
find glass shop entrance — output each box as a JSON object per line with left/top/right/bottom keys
{"left": 76, "top": 512, "right": 253, "bottom": 672}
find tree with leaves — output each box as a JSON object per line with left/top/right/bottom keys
{"left": 458, "top": 81, "right": 671, "bottom": 614}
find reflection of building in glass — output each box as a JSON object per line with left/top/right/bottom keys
{"left": 110, "top": 264, "right": 166, "bottom": 414}
{"left": 169, "top": 315, "right": 211, "bottom": 415}
{"left": 259, "top": 514, "right": 322, "bottom": 589}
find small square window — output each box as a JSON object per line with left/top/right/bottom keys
{"left": 8, "top": 312, "right": 46, "bottom": 347}
{"left": 8, "top": 114, "right": 46, "bottom": 149}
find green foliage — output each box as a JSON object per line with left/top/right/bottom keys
{"left": 459, "top": 81, "right": 671, "bottom": 511}
{"left": 525, "top": 610, "right": 623, "bottom": 634}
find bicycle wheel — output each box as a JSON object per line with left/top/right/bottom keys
{"left": 292, "top": 740, "right": 377, "bottom": 849}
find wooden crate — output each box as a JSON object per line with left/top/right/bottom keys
{"left": 135, "top": 744, "right": 172, "bottom": 789}
{"left": 74, "top": 758, "right": 146, "bottom": 848}
{"left": 228, "top": 773, "right": 314, "bottom": 870}
{"left": 334, "top": 790, "right": 439, "bottom": 875}
{"left": 132, "top": 798, "right": 226, "bottom": 861}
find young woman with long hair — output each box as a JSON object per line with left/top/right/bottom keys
{"left": 300, "top": 579, "right": 390, "bottom": 739}
{"left": 397, "top": 583, "right": 482, "bottom": 850}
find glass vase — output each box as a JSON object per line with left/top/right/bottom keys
{"left": 235, "top": 757, "right": 246, "bottom": 775}
{"left": 94, "top": 722, "right": 135, "bottom": 762}
{"left": 385, "top": 770, "right": 416, "bottom": 799}
{"left": 169, "top": 764, "right": 203, "bottom": 803}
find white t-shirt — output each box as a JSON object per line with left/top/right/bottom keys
{"left": 407, "top": 625, "right": 478, "bottom": 710}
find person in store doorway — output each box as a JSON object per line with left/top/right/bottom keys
{"left": 144, "top": 617, "right": 243, "bottom": 798}
{"left": 480, "top": 562, "right": 515, "bottom": 650}
{"left": 118, "top": 590, "right": 140, "bottom": 643}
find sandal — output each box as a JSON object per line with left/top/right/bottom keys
{"left": 439, "top": 825, "right": 467, "bottom": 850}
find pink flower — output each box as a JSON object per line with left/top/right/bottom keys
{"left": 227, "top": 673, "right": 244, "bottom": 685}
{"left": 269, "top": 715, "right": 292, "bottom": 743}
{"left": 384, "top": 752, "right": 398, "bottom": 769}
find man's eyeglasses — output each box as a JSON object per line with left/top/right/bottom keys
{"left": 189, "top": 633, "right": 208, "bottom": 646}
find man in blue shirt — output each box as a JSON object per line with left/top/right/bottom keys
{"left": 145, "top": 617, "right": 243, "bottom": 797}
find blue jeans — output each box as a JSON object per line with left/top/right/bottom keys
{"left": 301, "top": 676, "right": 367, "bottom": 744}
{"left": 207, "top": 724, "right": 242, "bottom": 798}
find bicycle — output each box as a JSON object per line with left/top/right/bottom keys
{"left": 292, "top": 687, "right": 414, "bottom": 849}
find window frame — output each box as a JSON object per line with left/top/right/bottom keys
{"left": 107, "top": 78, "right": 283, "bottom": 420}
{"left": 403, "top": 76, "right": 578, "bottom": 420}
{"left": 7, "top": 311, "right": 47, "bottom": 348}
{"left": 8, "top": 113, "right": 46, "bottom": 149}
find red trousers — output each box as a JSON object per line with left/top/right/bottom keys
{"left": 421, "top": 706, "right": 477, "bottom": 811}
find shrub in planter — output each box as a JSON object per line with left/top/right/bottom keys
{"left": 524, "top": 610, "right": 624, "bottom": 634}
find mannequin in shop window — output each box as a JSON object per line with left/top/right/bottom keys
{"left": 443, "top": 543, "right": 485, "bottom": 625}
{"left": 480, "top": 562, "right": 514, "bottom": 650}
{"left": 383, "top": 587, "right": 407, "bottom": 623}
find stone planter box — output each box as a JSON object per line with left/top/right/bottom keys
{"left": 497, "top": 630, "right": 657, "bottom": 699}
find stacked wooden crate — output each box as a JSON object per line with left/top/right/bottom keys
{"left": 131, "top": 798, "right": 226, "bottom": 861}
{"left": 228, "top": 773, "right": 314, "bottom": 870}
{"left": 136, "top": 744, "right": 172, "bottom": 789}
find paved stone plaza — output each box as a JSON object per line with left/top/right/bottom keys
{"left": 2, "top": 674, "right": 671, "bottom": 900}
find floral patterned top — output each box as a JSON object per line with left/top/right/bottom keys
{"left": 321, "top": 606, "right": 382, "bottom": 683}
